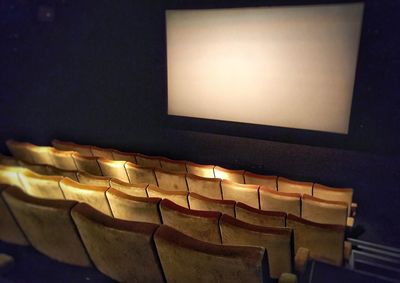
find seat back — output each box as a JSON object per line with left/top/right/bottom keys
{"left": 135, "top": 153, "right": 162, "bottom": 168}
{"left": 6, "top": 140, "right": 34, "bottom": 163}
{"left": 159, "top": 199, "right": 222, "bottom": 244}
{"left": 71, "top": 203, "right": 165, "bottom": 282}
{"left": 244, "top": 171, "right": 277, "bottom": 190}
{"left": 287, "top": 214, "right": 345, "bottom": 266}
{"left": 124, "top": 162, "right": 158, "bottom": 185}
{"left": 106, "top": 188, "right": 161, "bottom": 223}
{"left": 259, "top": 187, "right": 301, "bottom": 217}
{"left": 28, "top": 145, "right": 55, "bottom": 166}
{"left": 147, "top": 184, "right": 189, "bottom": 208}
{"left": 97, "top": 158, "right": 129, "bottom": 182}
{"left": 277, "top": 177, "right": 313, "bottom": 195}
{"left": 2, "top": 187, "right": 91, "bottom": 266}
{"left": 154, "top": 225, "right": 269, "bottom": 283}
{"left": 72, "top": 153, "right": 102, "bottom": 176}
{"left": 46, "top": 167, "right": 79, "bottom": 181}
{"left": 111, "top": 150, "right": 137, "bottom": 163}
{"left": 18, "top": 171, "right": 64, "bottom": 200}
{"left": 186, "top": 162, "right": 215, "bottom": 178}
{"left": 188, "top": 192, "right": 235, "bottom": 217}
{"left": 154, "top": 168, "right": 188, "bottom": 192}
{"left": 160, "top": 157, "right": 187, "bottom": 173}
{"left": 220, "top": 214, "right": 292, "bottom": 279}
{"left": 221, "top": 180, "right": 259, "bottom": 209}
{"left": 313, "top": 183, "right": 353, "bottom": 216}
{"left": 186, "top": 174, "right": 222, "bottom": 199}
{"left": 77, "top": 172, "right": 111, "bottom": 187}
{"left": 49, "top": 148, "right": 77, "bottom": 171}
{"left": 0, "top": 165, "right": 28, "bottom": 187}
{"left": 301, "top": 195, "right": 348, "bottom": 226}
{"left": 52, "top": 139, "right": 93, "bottom": 156}
{"left": 59, "top": 178, "right": 112, "bottom": 216}
{"left": 109, "top": 178, "right": 148, "bottom": 197}
{"left": 90, "top": 146, "right": 114, "bottom": 160}
{"left": 214, "top": 166, "right": 245, "bottom": 183}
{"left": 235, "top": 202, "right": 286, "bottom": 227}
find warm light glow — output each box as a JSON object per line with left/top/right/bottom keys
{"left": 166, "top": 3, "right": 364, "bottom": 134}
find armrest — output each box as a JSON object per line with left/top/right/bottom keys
{"left": 351, "top": 203, "right": 358, "bottom": 217}
{"left": 346, "top": 217, "right": 355, "bottom": 228}
{"left": 294, "top": 247, "right": 310, "bottom": 274}
{"left": 343, "top": 241, "right": 352, "bottom": 262}
{"left": 278, "top": 272, "right": 298, "bottom": 283}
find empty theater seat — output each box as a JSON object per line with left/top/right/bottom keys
{"left": 52, "top": 139, "right": 93, "bottom": 156}
{"left": 77, "top": 172, "right": 111, "bottom": 187}
{"left": 186, "top": 174, "right": 222, "bottom": 199}
{"left": 313, "top": 183, "right": 355, "bottom": 216}
{"left": 97, "top": 158, "right": 129, "bottom": 182}
{"left": 71, "top": 203, "right": 165, "bottom": 282}
{"left": 0, "top": 165, "right": 28, "bottom": 187}
{"left": 45, "top": 167, "right": 79, "bottom": 181}
{"left": 221, "top": 180, "right": 259, "bottom": 209}
{"left": 17, "top": 161, "right": 50, "bottom": 175}
{"left": 111, "top": 149, "right": 137, "bottom": 163}
{"left": 72, "top": 153, "right": 102, "bottom": 176}
{"left": 147, "top": 184, "right": 189, "bottom": 208}
{"left": 277, "top": 177, "right": 313, "bottom": 195}
{"left": 59, "top": 178, "right": 112, "bottom": 216}
{"left": 49, "top": 148, "right": 77, "bottom": 171}
{"left": 259, "top": 186, "right": 301, "bottom": 217}
{"left": 154, "top": 225, "right": 270, "bottom": 283}
{"left": 124, "top": 162, "right": 158, "bottom": 185}
{"left": 186, "top": 162, "right": 215, "bottom": 178}
{"left": 219, "top": 214, "right": 293, "bottom": 280}
{"left": 6, "top": 140, "right": 35, "bottom": 163}
{"left": 160, "top": 157, "right": 187, "bottom": 173}
{"left": 135, "top": 153, "right": 162, "bottom": 168}
{"left": 214, "top": 166, "right": 245, "bottom": 183}
{"left": 188, "top": 192, "right": 236, "bottom": 217}
{"left": 235, "top": 202, "right": 286, "bottom": 228}
{"left": 154, "top": 168, "right": 188, "bottom": 192}
{"left": 109, "top": 178, "right": 148, "bottom": 197}
{"left": 106, "top": 188, "right": 161, "bottom": 223}
{"left": 287, "top": 213, "right": 346, "bottom": 266}
{"left": 159, "top": 199, "right": 222, "bottom": 244}
{"left": 18, "top": 171, "right": 64, "bottom": 200}
{"left": 90, "top": 146, "right": 114, "bottom": 160}
{"left": 2, "top": 186, "right": 91, "bottom": 266}
{"left": 244, "top": 171, "right": 277, "bottom": 190}
{"left": 26, "top": 145, "right": 55, "bottom": 166}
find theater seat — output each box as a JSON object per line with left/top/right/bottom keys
{"left": 159, "top": 199, "right": 222, "bottom": 244}
{"left": 186, "top": 162, "right": 215, "bottom": 178}
{"left": 154, "top": 168, "right": 188, "bottom": 192}
{"left": 235, "top": 202, "right": 286, "bottom": 228}
{"left": 0, "top": 154, "right": 19, "bottom": 166}
{"left": 135, "top": 153, "right": 162, "bottom": 168}
{"left": 6, "top": 140, "right": 35, "bottom": 164}
{"left": 154, "top": 225, "right": 270, "bottom": 283}
{"left": 147, "top": 184, "right": 189, "bottom": 208}
{"left": 221, "top": 180, "right": 259, "bottom": 209}
{"left": 111, "top": 149, "right": 137, "bottom": 163}
{"left": 214, "top": 166, "right": 245, "bottom": 183}
{"left": 0, "top": 165, "right": 28, "bottom": 187}
{"left": 124, "top": 162, "right": 158, "bottom": 185}
{"left": 45, "top": 167, "right": 79, "bottom": 181}
{"left": 49, "top": 148, "right": 77, "bottom": 171}
{"left": 90, "top": 146, "right": 114, "bottom": 160}
{"left": 313, "top": 183, "right": 355, "bottom": 217}
{"left": 106, "top": 188, "right": 161, "bottom": 223}
{"left": 109, "top": 178, "right": 148, "bottom": 197}
{"left": 72, "top": 153, "right": 102, "bottom": 176}
{"left": 97, "top": 158, "right": 129, "bottom": 182}
{"left": 188, "top": 192, "right": 236, "bottom": 217}
{"left": 277, "top": 177, "right": 313, "bottom": 195}
{"left": 2, "top": 186, "right": 91, "bottom": 266}
{"left": 259, "top": 186, "right": 301, "bottom": 217}
{"left": 77, "top": 172, "right": 111, "bottom": 187}
{"left": 160, "top": 157, "right": 187, "bottom": 173}
{"left": 71, "top": 203, "right": 165, "bottom": 282}
{"left": 52, "top": 139, "right": 93, "bottom": 156}
{"left": 18, "top": 171, "right": 64, "bottom": 200}
{"left": 244, "top": 171, "right": 277, "bottom": 190}
{"left": 59, "top": 178, "right": 112, "bottom": 216}
{"left": 186, "top": 174, "right": 222, "bottom": 199}
{"left": 26, "top": 145, "right": 55, "bottom": 166}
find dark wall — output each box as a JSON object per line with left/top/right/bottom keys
{"left": 1, "top": 0, "right": 399, "bottom": 246}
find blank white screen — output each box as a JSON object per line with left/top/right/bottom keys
{"left": 166, "top": 3, "right": 364, "bottom": 134}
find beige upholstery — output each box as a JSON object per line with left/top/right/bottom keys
{"left": 160, "top": 157, "right": 187, "bottom": 173}
{"left": 277, "top": 177, "right": 313, "bottom": 195}
{"left": 0, "top": 154, "right": 19, "bottom": 166}
{"left": 106, "top": 188, "right": 161, "bottom": 223}
{"left": 154, "top": 168, "right": 188, "bottom": 192}
{"left": 214, "top": 166, "right": 245, "bottom": 183}
{"left": 18, "top": 171, "right": 64, "bottom": 200}
{"left": 52, "top": 139, "right": 93, "bottom": 156}
{"left": 287, "top": 214, "right": 345, "bottom": 266}
{"left": 124, "top": 162, "right": 158, "bottom": 185}
{"left": 72, "top": 153, "right": 102, "bottom": 176}
{"left": 135, "top": 153, "right": 162, "bottom": 168}
{"left": 220, "top": 214, "right": 292, "bottom": 279}
{"left": 186, "top": 174, "right": 222, "bottom": 199}
{"left": 97, "top": 158, "right": 129, "bottom": 182}
{"left": 186, "top": 162, "right": 215, "bottom": 178}
{"left": 109, "top": 178, "right": 148, "bottom": 197}
{"left": 45, "top": 167, "right": 78, "bottom": 181}
{"left": 111, "top": 150, "right": 137, "bottom": 163}
{"left": 59, "top": 178, "right": 112, "bottom": 216}
{"left": 221, "top": 180, "right": 259, "bottom": 209}
{"left": 235, "top": 202, "right": 286, "bottom": 227}
{"left": 188, "top": 192, "right": 236, "bottom": 217}
{"left": 49, "top": 148, "right": 77, "bottom": 171}
{"left": 6, "top": 140, "right": 35, "bottom": 163}
{"left": 154, "top": 225, "right": 269, "bottom": 283}
{"left": 0, "top": 185, "right": 28, "bottom": 245}
{"left": 313, "top": 183, "right": 354, "bottom": 217}
{"left": 0, "top": 165, "right": 28, "bottom": 187}
{"left": 259, "top": 187, "right": 301, "bottom": 217}
{"left": 301, "top": 194, "right": 348, "bottom": 226}
{"left": 244, "top": 171, "right": 277, "bottom": 190}
{"left": 27, "top": 145, "right": 54, "bottom": 166}
{"left": 2, "top": 187, "right": 91, "bottom": 266}
{"left": 159, "top": 199, "right": 222, "bottom": 244}
{"left": 147, "top": 184, "right": 189, "bottom": 208}
{"left": 71, "top": 203, "right": 164, "bottom": 282}
{"left": 18, "top": 162, "right": 50, "bottom": 175}
{"left": 90, "top": 146, "right": 114, "bottom": 159}
{"left": 77, "top": 172, "right": 111, "bottom": 187}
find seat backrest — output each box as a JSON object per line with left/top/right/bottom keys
{"left": 111, "top": 150, "right": 137, "bottom": 163}
{"left": 46, "top": 167, "right": 79, "bottom": 181}
{"left": 186, "top": 174, "right": 222, "bottom": 199}
{"left": 188, "top": 192, "right": 236, "bottom": 217}
{"left": 301, "top": 195, "right": 348, "bottom": 226}
{"left": 159, "top": 199, "right": 222, "bottom": 244}
{"left": 90, "top": 146, "right": 114, "bottom": 160}
{"left": 154, "top": 168, "right": 188, "bottom": 192}
{"left": 235, "top": 202, "right": 286, "bottom": 228}
{"left": 214, "top": 166, "right": 245, "bottom": 183}
{"left": 18, "top": 171, "right": 64, "bottom": 200}
{"left": 52, "top": 139, "right": 93, "bottom": 156}
{"left": 244, "top": 171, "right": 277, "bottom": 190}
{"left": 220, "top": 214, "right": 292, "bottom": 279}
{"left": 2, "top": 187, "right": 91, "bottom": 266}
{"left": 106, "top": 188, "right": 161, "bottom": 223}
{"left": 6, "top": 140, "right": 35, "bottom": 163}
{"left": 313, "top": 183, "right": 353, "bottom": 216}
{"left": 124, "top": 162, "right": 158, "bottom": 185}
{"left": 71, "top": 203, "right": 165, "bottom": 282}
{"left": 97, "top": 158, "right": 129, "bottom": 182}
{"left": 259, "top": 186, "right": 301, "bottom": 217}
{"left": 287, "top": 214, "right": 345, "bottom": 266}
{"left": 154, "top": 225, "right": 269, "bottom": 283}
{"left": 72, "top": 153, "right": 102, "bottom": 176}
{"left": 59, "top": 178, "right": 112, "bottom": 216}
{"left": 277, "top": 177, "right": 313, "bottom": 195}
{"left": 49, "top": 148, "right": 77, "bottom": 171}
{"left": 135, "top": 153, "right": 162, "bottom": 168}
{"left": 77, "top": 172, "right": 111, "bottom": 187}
{"left": 186, "top": 162, "right": 215, "bottom": 178}
{"left": 221, "top": 180, "right": 259, "bottom": 209}
{"left": 109, "top": 178, "right": 148, "bottom": 197}
{"left": 160, "top": 157, "right": 187, "bottom": 173}
{"left": 0, "top": 165, "right": 29, "bottom": 187}
{"left": 147, "top": 184, "right": 189, "bottom": 208}
{"left": 28, "top": 145, "right": 55, "bottom": 166}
